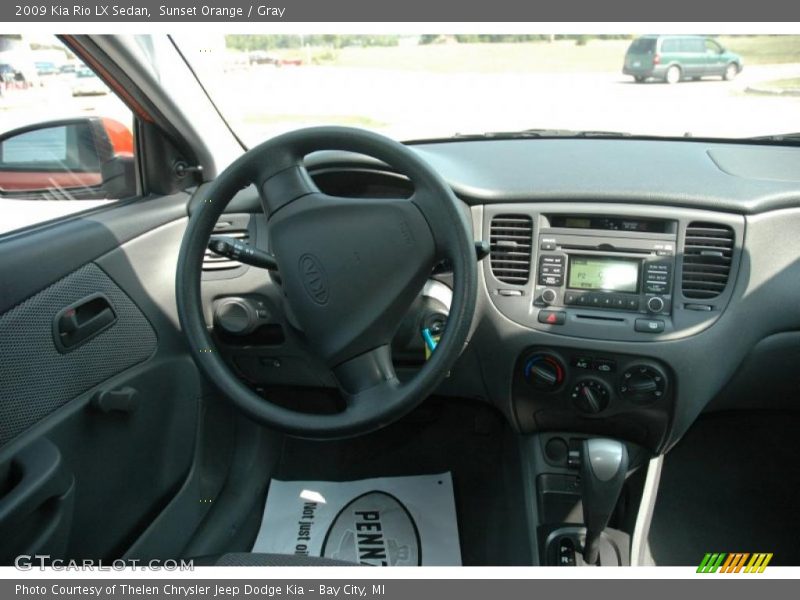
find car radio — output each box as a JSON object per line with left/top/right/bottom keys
{"left": 533, "top": 229, "right": 675, "bottom": 317}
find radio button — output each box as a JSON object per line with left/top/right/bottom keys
{"left": 626, "top": 298, "right": 640, "bottom": 311}
{"left": 644, "top": 284, "right": 667, "bottom": 294}
{"left": 646, "top": 273, "right": 669, "bottom": 283}
{"left": 645, "top": 262, "right": 670, "bottom": 271}
{"left": 539, "top": 275, "right": 563, "bottom": 286}
{"left": 600, "top": 295, "right": 614, "bottom": 307}
{"left": 540, "top": 241, "right": 557, "bottom": 251}
{"left": 540, "top": 255, "right": 565, "bottom": 265}
{"left": 635, "top": 318, "right": 665, "bottom": 333}
{"left": 612, "top": 296, "right": 626, "bottom": 309}
{"left": 540, "top": 265, "right": 563, "bottom": 275}
{"left": 564, "top": 291, "right": 579, "bottom": 305}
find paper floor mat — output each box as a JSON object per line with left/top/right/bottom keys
{"left": 252, "top": 472, "right": 461, "bottom": 566}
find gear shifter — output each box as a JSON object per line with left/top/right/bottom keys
{"left": 580, "top": 438, "right": 628, "bottom": 565}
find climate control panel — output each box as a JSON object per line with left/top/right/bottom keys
{"left": 512, "top": 347, "right": 674, "bottom": 451}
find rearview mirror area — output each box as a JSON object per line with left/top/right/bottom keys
{"left": 0, "top": 117, "right": 135, "bottom": 200}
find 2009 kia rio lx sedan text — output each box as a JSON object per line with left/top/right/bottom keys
{"left": 1, "top": 33, "right": 799, "bottom": 567}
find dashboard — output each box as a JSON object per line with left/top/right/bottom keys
{"left": 191, "top": 137, "right": 800, "bottom": 454}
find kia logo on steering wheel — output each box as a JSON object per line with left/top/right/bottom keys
{"left": 299, "top": 253, "right": 329, "bottom": 305}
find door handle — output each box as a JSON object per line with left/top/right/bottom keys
{"left": 53, "top": 293, "right": 117, "bottom": 353}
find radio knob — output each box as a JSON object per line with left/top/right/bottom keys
{"left": 541, "top": 288, "right": 557, "bottom": 305}
{"left": 647, "top": 296, "right": 665, "bottom": 313}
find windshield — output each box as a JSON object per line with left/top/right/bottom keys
{"left": 173, "top": 34, "right": 800, "bottom": 143}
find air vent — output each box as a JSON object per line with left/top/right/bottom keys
{"left": 203, "top": 228, "right": 249, "bottom": 271}
{"left": 490, "top": 214, "right": 533, "bottom": 284}
{"left": 681, "top": 222, "right": 734, "bottom": 299}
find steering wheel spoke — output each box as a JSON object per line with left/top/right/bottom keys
{"left": 258, "top": 161, "right": 321, "bottom": 215}
{"left": 332, "top": 344, "right": 399, "bottom": 397}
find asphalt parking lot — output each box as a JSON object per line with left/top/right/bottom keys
{"left": 3, "top": 63, "right": 800, "bottom": 144}
{"left": 210, "top": 63, "right": 800, "bottom": 142}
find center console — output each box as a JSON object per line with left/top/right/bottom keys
{"left": 483, "top": 204, "right": 743, "bottom": 343}
{"left": 480, "top": 203, "right": 744, "bottom": 449}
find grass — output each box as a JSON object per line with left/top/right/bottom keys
{"left": 750, "top": 77, "right": 800, "bottom": 92}
{"left": 717, "top": 35, "right": 800, "bottom": 65}
{"left": 302, "top": 39, "right": 632, "bottom": 73}
{"left": 242, "top": 113, "right": 387, "bottom": 127}
{"left": 270, "top": 35, "right": 800, "bottom": 74}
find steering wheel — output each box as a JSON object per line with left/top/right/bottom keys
{"left": 176, "top": 127, "right": 477, "bottom": 439}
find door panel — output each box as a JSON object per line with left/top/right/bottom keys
{"left": 0, "top": 192, "right": 204, "bottom": 562}
{"left": 0, "top": 263, "right": 156, "bottom": 447}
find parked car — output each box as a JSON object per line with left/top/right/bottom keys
{"left": 0, "top": 63, "right": 16, "bottom": 83}
{"left": 34, "top": 60, "right": 58, "bottom": 76}
{"left": 279, "top": 57, "right": 303, "bottom": 66}
{"left": 71, "top": 65, "right": 108, "bottom": 96}
{"left": 248, "top": 50, "right": 279, "bottom": 65}
{"left": 4, "top": 33, "right": 800, "bottom": 571}
{"left": 623, "top": 35, "right": 743, "bottom": 84}
{"left": 0, "top": 62, "right": 34, "bottom": 89}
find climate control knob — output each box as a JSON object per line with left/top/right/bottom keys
{"left": 620, "top": 365, "right": 667, "bottom": 404}
{"left": 571, "top": 379, "right": 610, "bottom": 414}
{"left": 523, "top": 353, "right": 565, "bottom": 390}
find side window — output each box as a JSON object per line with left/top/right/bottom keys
{"left": 0, "top": 35, "right": 136, "bottom": 237}
{"left": 705, "top": 39, "right": 722, "bottom": 54}
{"left": 681, "top": 39, "right": 705, "bottom": 53}
{"left": 661, "top": 39, "right": 679, "bottom": 53}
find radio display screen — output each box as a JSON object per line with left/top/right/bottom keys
{"left": 567, "top": 256, "right": 640, "bottom": 293}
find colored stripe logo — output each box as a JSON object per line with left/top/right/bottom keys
{"left": 697, "top": 553, "right": 773, "bottom": 573}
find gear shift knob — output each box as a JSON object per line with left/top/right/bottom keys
{"left": 581, "top": 438, "right": 628, "bottom": 565}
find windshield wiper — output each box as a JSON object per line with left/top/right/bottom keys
{"left": 747, "top": 133, "right": 800, "bottom": 143}
{"left": 453, "top": 128, "right": 634, "bottom": 139}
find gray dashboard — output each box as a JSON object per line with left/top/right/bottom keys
{"left": 194, "top": 137, "right": 800, "bottom": 454}
{"left": 307, "top": 138, "right": 800, "bottom": 212}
